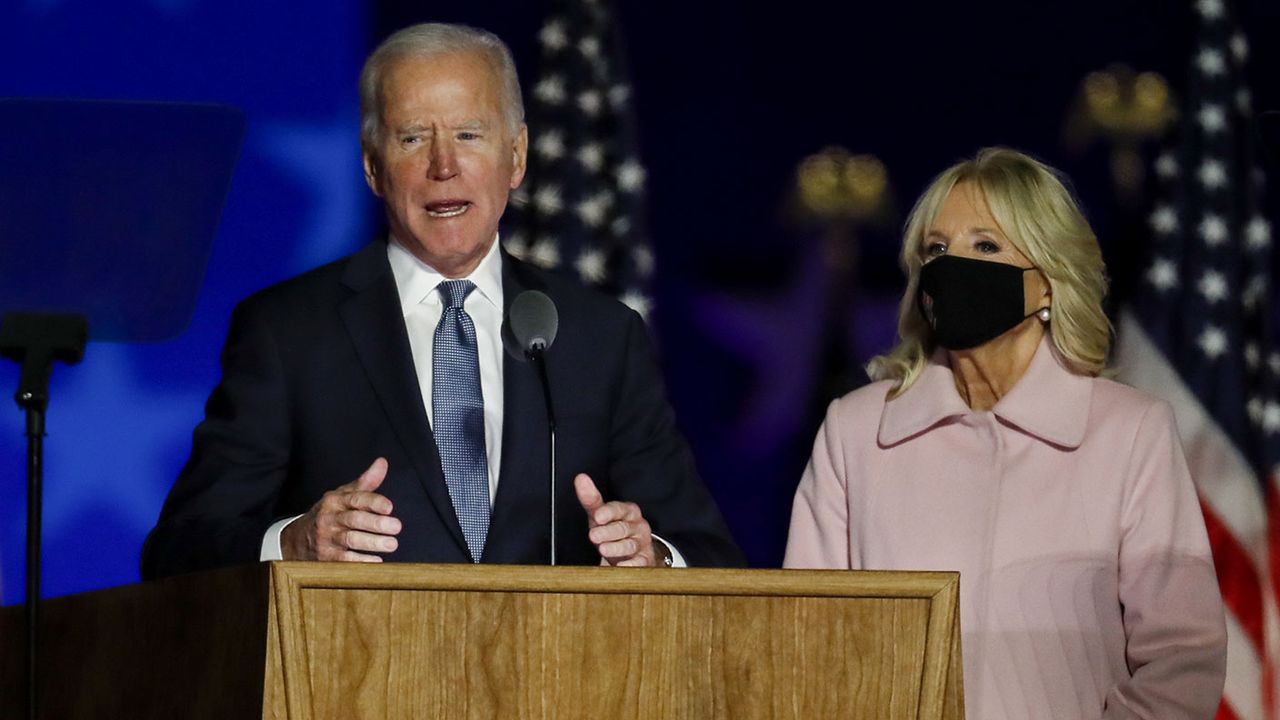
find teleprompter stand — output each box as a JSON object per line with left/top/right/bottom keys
{"left": 0, "top": 98, "right": 244, "bottom": 720}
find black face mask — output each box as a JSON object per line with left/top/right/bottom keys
{"left": 918, "top": 254, "right": 1043, "bottom": 350}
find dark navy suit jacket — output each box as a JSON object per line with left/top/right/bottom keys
{"left": 141, "top": 240, "right": 742, "bottom": 578}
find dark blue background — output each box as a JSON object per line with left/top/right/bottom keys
{"left": 2, "top": 0, "right": 1277, "bottom": 602}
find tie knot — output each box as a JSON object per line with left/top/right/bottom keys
{"left": 438, "top": 280, "right": 476, "bottom": 310}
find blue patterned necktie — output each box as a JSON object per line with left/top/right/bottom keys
{"left": 432, "top": 279, "right": 490, "bottom": 562}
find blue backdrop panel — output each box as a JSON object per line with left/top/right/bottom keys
{"left": 0, "top": 0, "right": 370, "bottom": 603}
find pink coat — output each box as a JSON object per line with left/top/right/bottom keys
{"left": 784, "top": 339, "right": 1226, "bottom": 719}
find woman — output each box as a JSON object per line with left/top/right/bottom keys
{"left": 784, "top": 148, "right": 1226, "bottom": 719}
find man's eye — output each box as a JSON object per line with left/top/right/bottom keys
{"left": 458, "top": 131, "right": 480, "bottom": 141}
{"left": 401, "top": 136, "right": 421, "bottom": 146}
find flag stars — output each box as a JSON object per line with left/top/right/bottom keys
{"left": 1155, "top": 153, "right": 1179, "bottom": 179}
{"left": 539, "top": 21, "right": 569, "bottom": 51}
{"left": 1147, "top": 257, "right": 1179, "bottom": 291}
{"left": 1247, "top": 397, "right": 1263, "bottom": 424}
{"left": 533, "top": 185, "right": 563, "bottom": 215}
{"left": 1198, "top": 104, "right": 1227, "bottom": 134}
{"left": 616, "top": 159, "right": 646, "bottom": 192}
{"left": 504, "top": 232, "right": 529, "bottom": 260}
{"left": 1230, "top": 33, "right": 1249, "bottom": 62}
{"left": 530, "top": 237, "right": 561, "bottom": 269}
{"left": 576, "top": 143, "right": 605, "bottom": 172}
{"left": 608, "top": 84, "right": 631, "bottom": 108}
{"left": 632, "top": 245, "right": 654, "bottom": 276}
{"left": 1195, "top": 0, "right": 1224, "bottom": 18}
{"left": 575, "top": 247, "right": 608, "bottom": 284}
{"left": 1198, "top": 325, "right": 1229, "bottom": 358}
{"left": 535, "top": 130, "right": 566, "bottom": 160}
{"left": 1264, "top": 402, "right": 1280, "bottom": 434}
{"left": 1246, "top": 217, "right": 1272, "bottom": 250}
{"left": 534, "top": 76, "right": 567, "bottom": 105}
{"left": 1199, "top": 213, "right": 1228, "bottom": 245}
{"left": 610, "top": 216, "right": 632, "bottom": 237}
{"left": 575, "top": 191, "right": 614, "bottom": 227}
{"left": 1244, "top": 342, "right": 1260, "bottom": 369}
{"left": 1197, "top": 48, "right": 1227, "bottom": 76}
{"left": 619, "top": 290, "right": 652, "bottom": 321}
{"left": 1237, "top": 89, "right": 1252, "bottom": 113}
{"left": 1197, "top": 270, "right": 1229, "bottom": 303}
{"left": 577, "top": 89, "right": 603, "bottom": 115}
{"left": 1198, "top": 159, "right": 1228, "bottom": 190}
{"left": 1150, "top": 205, "right": 1179, "bottom": 235}
{"left": 1242, "top": 275, "right": 1268, "bottom": 309}
{"left": 578, "top": 36, "right": 601, "bottom": 60}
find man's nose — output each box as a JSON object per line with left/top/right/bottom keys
{"left": 429, "top": 137, "right": 458, "bottom": 181}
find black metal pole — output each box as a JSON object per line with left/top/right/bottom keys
{"left": 529, "top": 349, "right": 557, "bottom": 565}
{"left": 24, "top": 405, "right": 44, "bottom": 720}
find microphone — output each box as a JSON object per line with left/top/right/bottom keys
{"left": 505, "top": 291, "right": 560, "bottom": 564}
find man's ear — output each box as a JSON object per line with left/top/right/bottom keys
{"left": 509, "top": 123, "right": 529, "bottom": 189}
{"left": 362, "top": 148, "right": 383, "bottom": 196}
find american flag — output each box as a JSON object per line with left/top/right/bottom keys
{"left": 504, "top": 0, "right": 655, "bottom": 318}
{"left": 1114, "top": 0, "right": 1279, "bottom": 718}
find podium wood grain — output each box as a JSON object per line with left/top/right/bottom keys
{"left": 1, "top": 563, "right": 963, "bottom": 719}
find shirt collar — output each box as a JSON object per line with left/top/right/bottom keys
{"left": 877, "top": 336, "right": 1092, "bottom": 449}
{"left": 386, "top": 233, "right": 504, "bottom": 314}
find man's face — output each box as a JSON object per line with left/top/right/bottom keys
{"left": 363, "top": 51, "right": 527, "bottom": 278}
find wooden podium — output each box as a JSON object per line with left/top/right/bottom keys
{"left": 0, "top": 563, "right": 963, "bottom": 719}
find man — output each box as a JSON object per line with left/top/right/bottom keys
{"left": 141, "top": 23, "right": 742, "bottom": 578}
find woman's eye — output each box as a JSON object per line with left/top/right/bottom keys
{"left": 925, "top": 242, "right": 947, "bottom": 257}
{"left": 976, "top": 240, "right": 1000, "bottom": 253}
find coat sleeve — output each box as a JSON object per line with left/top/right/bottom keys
{"left": 1104, "top": 400, "right": 1227, "bottom": 719}
{"left": 603, "top": 308, "right": 744, "bottom": 567}
{"left": 783, "top": 399, "right": 853, "bottom": 569}
{"left": 140, "top": 299, "right": 293, "bottom": 580}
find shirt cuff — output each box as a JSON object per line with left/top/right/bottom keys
{"left": 260, "top": 515, "right": 302, "bottom": 561}
{"left": 652, "top": 532, "right": 688, "bottom": 568}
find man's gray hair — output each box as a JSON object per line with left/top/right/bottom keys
{"left": 359, "top": 23, "right": 525, "bottom": 152}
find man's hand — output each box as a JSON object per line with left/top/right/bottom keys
{"left": 574, "top": 473, "right": 669, "bottom": 567}
{"left": 281, "top": 458, "right": 402, "bottom": 562}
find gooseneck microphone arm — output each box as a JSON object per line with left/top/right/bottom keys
{"left": 527, "top": 343, "right": 558, "bottom": 565}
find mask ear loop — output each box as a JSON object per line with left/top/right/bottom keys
{"left": 1019, "top": 266, "right": 1051, "bottom": 323}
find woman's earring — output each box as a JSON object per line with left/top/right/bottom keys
{"left": 1037, "top": 307, "right": 1051, "bottom": 322}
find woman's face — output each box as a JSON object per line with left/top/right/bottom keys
{"left": 920, "top": 181, "right": 1049, "bottom": 314}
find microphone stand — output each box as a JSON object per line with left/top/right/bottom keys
{"left": 527, "top": 344, "right": 557, "bottom": 565}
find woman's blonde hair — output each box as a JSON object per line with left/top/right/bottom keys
{"left": 867, "top": 147, "right": 1112, "bottom": 396}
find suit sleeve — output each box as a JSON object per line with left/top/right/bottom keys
{"left": 783, "top": 399, "right": 852, "bottom": 569}
{"left": 1104, "top": 401, "right": 1227, "bottom": 719}
{"left": 140, "top": 299, "right": 293, "bottom": 579}
{"left": 604, "top": 309, "right": 744, "bottom": 567}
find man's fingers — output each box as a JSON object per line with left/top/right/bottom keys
{"left": 337, "top": 529, "right": 399, "bottom": 554}
{"left": 343, "top": 490, "right": 395, "bottom": 516}
{"left": 355, "top": 457, "right": 389, "bottom": 492}
{"left": 598, "top": 538, "right": 640, "bottom": 559}
{"left": 339, "top": 550, "right": 384, "bottom": 563}
{"left": 574, "top": 473, "right": 604, "bottom": 517}
{"left": 339, "top": 509, "right": 402, "bottom": 535}
{"left": 589, "top": 500, "right": 641, "bottom": 528}
{"left": 588, "top": 519, "right": 634, "bottom": 544}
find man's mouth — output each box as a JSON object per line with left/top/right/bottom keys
{"left": 425, "top": 200, "right": 471, "bottom": 218}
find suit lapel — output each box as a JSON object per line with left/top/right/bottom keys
{"left": 486, "top": 253, "right": 554, "bottom": 563}
{"left": 338, "top": 241, "right": 470, "bottom": 557}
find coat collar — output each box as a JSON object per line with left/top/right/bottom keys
{"left": 877, "top": 336, "right": 1092, "bottom": 449}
